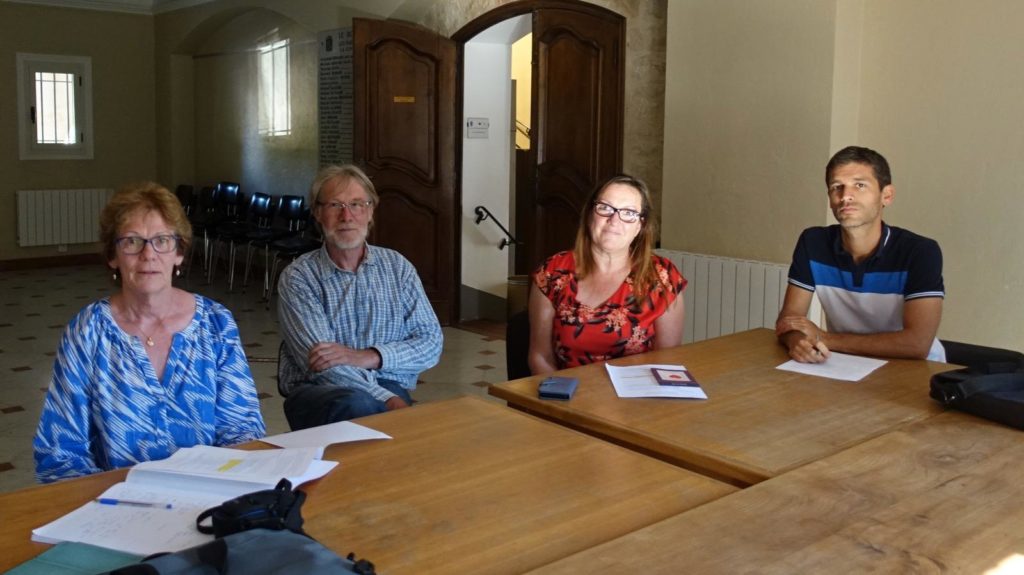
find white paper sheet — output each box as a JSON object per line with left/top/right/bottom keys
{"left": 776, "top": 352, "right": 887, "bottom": 382}
{"left": 32, "top": 483, "right": 222, "bottom": 555}
{"left": 261, "top": 420, "right": 391, "bottom": 449}
{"left": 605, "top": 363, "right": 708, "bottom": 399}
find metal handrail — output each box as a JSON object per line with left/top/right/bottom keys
{"left": 473, "top": 206, "right": 520, "bottom": 250}
{"left": 515, "top": 120, "right": 530, "bottom": 138}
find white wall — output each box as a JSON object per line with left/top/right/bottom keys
{"left": 461, "top": 41, "right": 514, "bottom": 300}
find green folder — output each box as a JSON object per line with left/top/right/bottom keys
{"left": 3, "top": 542, "right": 141, "bottom": 575}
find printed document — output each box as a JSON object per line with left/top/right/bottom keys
{"left": 605, "top": 363, "right": 708, "bottom": 399}
{"left": 776, "top": 352, "right": 887, "bottom": 382}
{"left": 32, "top": 445, "right": 337, "bottom": 555}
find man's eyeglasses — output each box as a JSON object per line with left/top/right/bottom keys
{"left": 593, "top": 201, "right": 643, "bottom": 223}
{"left": 115, "top": 234, "right": 180, "bottom": 254}
{"left": 317, "top": 200, "right": 374, "bottom": 215}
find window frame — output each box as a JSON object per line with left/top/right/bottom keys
{"left": 16, "top": 53, "right": 94, "bottom": 160}
{"left": 257, "top": 34, "right": 291, "bottom": 138}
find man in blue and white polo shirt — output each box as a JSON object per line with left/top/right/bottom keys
{"left": 775, "top": 146, "right": 945, "bottom": 363}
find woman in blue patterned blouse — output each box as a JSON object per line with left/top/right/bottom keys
{"left": 33, "top": 182, "right": 266, "bottom": 483}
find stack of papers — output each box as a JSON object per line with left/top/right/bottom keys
{"left": 605, "top": 363, "right": 708, "bottom": 399}
{"left": 32, "top": 445, "right": 337, "bottom": 555}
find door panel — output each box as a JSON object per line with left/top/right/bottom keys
{"left": 354, "top": 18, "right": 456, "bottom": 325}
{"left": 517, "top": 7, "right": 625, "bottom": 273}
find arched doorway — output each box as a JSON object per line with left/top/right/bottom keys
{"left": 352, "top": 0, "right": 625, "bottom": 325}
{"left": 454, "top": 1, "right": 626, "bottom": 276}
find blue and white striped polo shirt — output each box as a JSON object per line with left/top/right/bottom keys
{"left": 787, "top": 223, "right": 946, "bottom": 361}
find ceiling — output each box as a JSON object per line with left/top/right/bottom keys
{"left": 2, "top": 0, "right": 209, "bottom": 15}
{"left": 3, "top": 0, "right": 426, "bottom": 17}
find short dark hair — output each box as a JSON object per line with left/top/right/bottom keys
{"left": 825, "top": 146, "right": 892, "bottom": 189}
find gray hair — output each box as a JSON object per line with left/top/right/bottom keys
{"left": 309, "top": 164, "right": 379, "bottom": 206}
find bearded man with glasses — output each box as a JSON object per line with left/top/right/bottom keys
{"left": 34, "top": 182, "right": 265, "bottom": 483}
{"left": 277, "top": 164, "right": 442, "bottom": 430}
{"left": 528, "top": 174, "right": 688, "bottom": 374}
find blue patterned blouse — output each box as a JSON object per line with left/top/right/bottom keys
{"left": 34, "top": 294, "right": 266, "bottom": 483}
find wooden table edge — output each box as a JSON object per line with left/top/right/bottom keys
{"left": 488, "top": 384, "right": 769, "bottom": 487}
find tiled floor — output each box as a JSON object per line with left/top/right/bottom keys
{"left": 0, "top": 262, "right": 508, "bottom": 493}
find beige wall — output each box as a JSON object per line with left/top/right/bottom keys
{"left": 853, "top": 0, "right": 1024, "bottom": 349}
{"left": 662, "top": 0, "right": 836, "bottom": 263}
{"left": 663, "top": 0, "right": 1024, "bottom": 349}
{"left": 0, "top": 3, "right": 155, "bottom": 261}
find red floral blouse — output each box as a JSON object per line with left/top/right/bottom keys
{"left": 533, "top": 251, "right": 687, "bottom": 368}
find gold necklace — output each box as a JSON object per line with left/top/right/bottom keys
{"left": 118, "top": 300, "right": 165, "bottom": 347}
{"left": 135, "top": 318, "right": 164, "bottom": 347}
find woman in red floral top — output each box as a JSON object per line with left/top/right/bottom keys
{"left": 528, "top": 175, "right": 687, "bottom": 372}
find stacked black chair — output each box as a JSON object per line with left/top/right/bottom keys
{"left": 210, "top": 190, "right": 271, "bottom": 291}
{"left": 237, "top": 193, "right": 283, "bottom": 296}
{"left": 266, "top": 207, "right": 322, "bottom": 306}
{"left": 174, "top": 184, "right": 195, "bottom": 216}
{"left": 216, "top": 182, "right": 243, "bottom": 216}
{"left": 245, "top": 195, "right": 306, "bottom": 301}
{"left": 186, "top": 185, "right": 220, "bottom": 277}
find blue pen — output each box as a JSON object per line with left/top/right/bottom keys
{"left": 96, "top": 498, "right": 173, "bottom": 509}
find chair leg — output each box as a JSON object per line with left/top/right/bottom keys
{"left": 261, "top": 245, "right": 270, "bottom": 300}
{"left": 203, "top": 230, "right": 212, "bottom": 277}
{"left": 207, "top": 241, "right": 217, "bottom": 284}
{"left": 242, "top": 242, "right": 259, "bottom": 292}
{"left": 227, "top": 242, "right": 237, "bottom": 292}
{"left": 186, "top": 239, "right": 196, "bottom": 278}
{"left": 267, "top": 256, "right": 285, "bottom": 310}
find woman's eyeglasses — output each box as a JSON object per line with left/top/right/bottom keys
{"left": 593, "top": 201, "right": 643, "bottom": 223}
{"left": 115, "top": 234, "right": 180, "bottom": 254}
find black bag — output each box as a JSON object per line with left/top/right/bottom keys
{"left": 196, "top": 478, "right": 305, "bottom": 538}
{"left": 104, "top": 478, "right": 376, "bottom": 575}
{"left": 104, "top": 529, "right": 376, "bottom": 575}
{"left": 930, "top": 367, "right": 1024, "bottom": 429}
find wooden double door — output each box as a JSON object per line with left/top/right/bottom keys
{"left": 354, "top": 1, "right": 624, "bottom": 325}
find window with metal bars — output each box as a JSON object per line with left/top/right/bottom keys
{"left": 16, "top": 53, "right": 93, "bottom": 160}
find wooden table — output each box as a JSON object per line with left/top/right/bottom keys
{"left": 490, "top": 328, "right": 952, "bottom": 486}
{"left": 530, "top": 410, "right": 1024, "bottom": 573}
{"left": 0, "top": 396, "right": 734, "bottom": 574}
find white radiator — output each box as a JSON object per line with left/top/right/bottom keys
{"left": 17, "top": 188, "right": 114, "bottom": 247}
{"left": 656, "top": 249, "right": 822, "bottom": 344}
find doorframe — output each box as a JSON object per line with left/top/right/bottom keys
{"left": 450, "top": 0, "right": 624, "bottom": 322}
